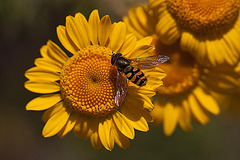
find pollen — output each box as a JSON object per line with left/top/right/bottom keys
{"left": 60, "top": 45, "right": 118, "bottom": 117}
{"left": 152, "top": 38, "right": 201, "bottom": 96}
{"left": 167, "top": 0, "right": 240, "bottom": 34}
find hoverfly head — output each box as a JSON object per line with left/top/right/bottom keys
{"left": 111, "top": 53, "right": 122, "bottom": 65}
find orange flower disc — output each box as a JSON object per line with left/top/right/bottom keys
{"left": 152, "top": 38, "right": 201, "bottom": 96}
{"left": 60, "top": 45, "right": 118, "bottom": 117}
{"left": 167, "top": 0, "right": 240, "bottom": 34}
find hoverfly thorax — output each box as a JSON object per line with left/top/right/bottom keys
{"left": 111, "top": 53, "right": 131, "bottom": 72}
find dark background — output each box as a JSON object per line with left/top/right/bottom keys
{"left": 1, "top": 0, "right": 240, "bottom": 159}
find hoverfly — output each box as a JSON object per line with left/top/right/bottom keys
{"left": 110, "top": 52, "right": 169, "bottom": 106}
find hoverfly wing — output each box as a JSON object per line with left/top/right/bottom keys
{"left": 129, "top": 55, "right": 169, "bottom": 68}
{"left": 114, "top": 71, "right": 128, "bottom": 107}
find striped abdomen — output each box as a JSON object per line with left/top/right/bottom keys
{"left": 123, "top": 65, "right": 147, "bottom": 86}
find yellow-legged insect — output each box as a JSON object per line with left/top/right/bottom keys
{"left": 111, "top": 52, "right": 169, "bottom": 106}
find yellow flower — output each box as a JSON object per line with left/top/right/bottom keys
{"left": 148, "top": 0, "right": 240, "bottom": 67}
{"left": 124, "top": 6, "right": 239, "bottom": 136}
{"left": 25, "top": 10, "right": 166, "bottom": 150}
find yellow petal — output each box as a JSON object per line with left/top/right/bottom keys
{"left": 98, "top": 117, "right": 113, "bottom": 151}
{"left": 180, "top": 32, "right": 194, "bottom": 52}
{"left": 128, "top": 38, "right": 155, "bottom": 58}
{"left": 195, "top": 39, "right": 207, "bottom": 63}
{"left": 26, "top": 94, "right": 61, "bottom": 111}
{"left": 42, "top": 101, "right": 66, "bottom": 122}
{"left": 150, "top": 96, "right": 165, "bottom": 126}
{"left": 34, "top": 58, "right": 62, "bottom": 73}
{"left": 65, "top": 15, "right": 88, "bottom": 50}
{"left": 82, "top": 117, "right": 95, "bottom": 140}
{"left": 110, "top": 22, "right": 126, "bottom": 52}
{"left": 40, "top": 42, "right": 68, "bottom": 68}
{"left": 58, "top": 113, "right": 78, "bottom": 138}
{"left": 25, "top": 67, "right": 60, "bottom": 82}
{"left": 135, "top": 6, "right": 154, "bottom": 35}
{"left": 203, "top": 65, "right": 239, "bottom": 91}
{"left": 123, "top": 17, "right": 144, "bottom": 39}
{"left": 193, "top": 86, "right": 220, "bottom": 115}
{"left": 126, "top": 91, "right": 154, "bottom": 111}
{"left": 74, "top": 13, "right": 91, "bottom": 48}
{"left": 57, "top": 25, "right": 78, "bottom": 54}
{"left": 90, "top": 131, "right": 102, "bottom": 150}
{"left": 179, "top": 100, "right": 193, "bottom": 132}
{"left": 188, "top": 94, "right": 210, "bottom": 125}
{"left": 128, "top": 85, "right": 156, "bottom": 98}
{"left": 109, "top": 124, "right": 115, "bottom": 151}
{"left": 88, "top": 10, "right": 100, "bottom": 45}
{"left": 42, "top": 107, "right": 71, "bottom": 137}
{"left": 218, "top": 38, "right": 236, "bottom": 65}
{"left": 148, "top": 0, "right": 166, "bottom": 11}
{"left": 163, "top": 101, "right": 180, "bottom": 136}
{"left": 121, "top": 108, "right": 149, "bottom": 132}
{"left": 181, "top": 32, "right": 207, "bottom": 63}
{"left": 47, "top": 40, "right": 68, "bottom": 65}
{"left": 112, "top": 122, "right": 130, "bottom": 149}
{"left": 205, "top": 40, "right": 219, "bottom": 66}
{"left": 98, "top": 15, "right": 112, "bottom": 46}
{"left": 142, "top": 67, "right": 166, "bottom": 90}
{"left": 156, "top": 12, "right": 180, "bottom": 45}
{"left": 121, "top": 98, "right": 151, "bottom": 131}
{"left": 123, "top": 92, "right": 153, "bottom": 122}
{"left": 40, "top": 45, "right": 48, "bottom": 58}
{"left": 212, "top": 40, "right": 226, "bottom": 66}
{"left": 119, "top": 34, "right": 137, "bottom": 57}
{"left": 224, "top": 29, "right": 240, "bottom": 55}
{"left": 89, "top": 118, "right": 101, "bottom": 149}
{"left": 113, "top": 111, "right": 135, "bottom": 139}
{"left": 25, "top": 80, "right": 60, "bottom": 94}
{"left": 87, "top": 118, "right": 99, "bottom": 139}
{"left": 217, "top": 39, "right": 233, "bottom": 65}
{"left": 163, "top": 23, "right": 181, "bottom": 45}
{"left": 136, "top": 36, "right": 153, "bottom": 47}
{"left": 73, "top": 116, "right": 92, "bottom": 140}
{"left": 128, "top": 8, "right": 149, "bottom": 37}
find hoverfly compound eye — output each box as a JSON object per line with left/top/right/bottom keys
{"left": 111, "top": 54, "right": 117, "bottom": 65}
{"left": 116, "top": 53, "right": 123, "bottom": 57}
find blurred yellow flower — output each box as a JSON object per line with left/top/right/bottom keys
{"left": 148, "top": 0, "right": 240, "bottom": 67}
{"left": 25, "top": 10, "right": 166, "bottom": 150}
{"left": 124, "top": 6, "right": 239, "bottom": 136}
{"left": 215, "top": 63, "right": 240, "bottom": 118}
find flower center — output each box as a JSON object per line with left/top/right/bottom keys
{"left": 60, "top": 45, "right": 118, "bottom": 117}
{"left": 152, "top": 38, "right": 201, "bottom": 96}
{"left": 167, "top": 0, "right": 240, "bottom": 34}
